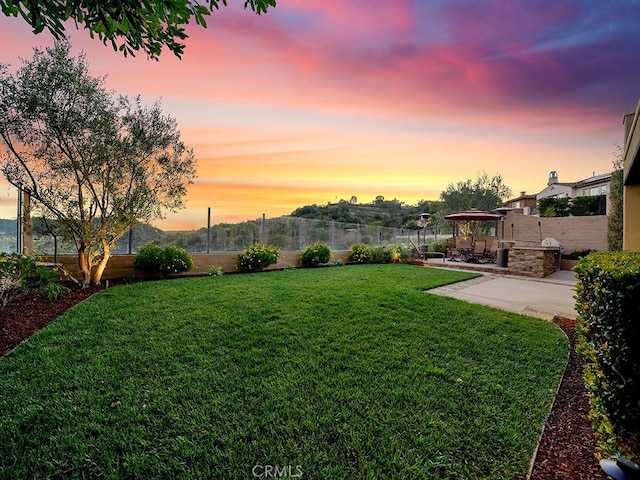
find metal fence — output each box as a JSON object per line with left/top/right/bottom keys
{"left": 1, "top": 216, "right": 453, "bottom": 255}
{"left": 0, "top": 220, "right": 17, "bottom": 253}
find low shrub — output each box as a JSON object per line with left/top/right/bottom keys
{"left": 28, "top": 264, "right": 69, "bottom": 299}
{"left": 122, "top": 272, "right": 137, "bottom": 284}
{"left": 134, "top": 242, "right": 164, "bottom": 275}
{"left": 208, "top": 266, "right": 224, "bottom": 277}
{"left": 0, "top": 253, "right": 33, "bottom": 307}
{"left": 389, "top": 244, "right": 412, "bottom": 263}
{"left": 352, "top": 244, "right": 411, "bottom": 265}
{"left": 371, "top": 245, "right": 392, "bottom": 264}
{"left": 300, "top": 242, "right": 331, "bottom": 267}
{"left": 562, "top": 249, "right": 596, "bottom": 260}
{"left": 134, "top": 242, "right": 193, "bottom": 276}
{"left": 39, "top": 282, "right": 71, "bottom": 300}
{"left": 575, "top": 251, "right": 640, "bottom": 460}
{"left": 161, "top": 246, "right": 193, "bottom": 274}
{"left": 348, "top": 243, "right": 372, "bottom": 264}
{"left": 0, "top": 253, "right": 68, "bottom": 306}
{"left": 238, "top": 243, "right": 280, "bottom": 272}
{"left": 429, "top": 241, "right": 447, "bottom": 254}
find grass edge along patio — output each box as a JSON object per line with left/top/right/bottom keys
{"left": 0, "top": 265, "right": 568, "bottom": 479}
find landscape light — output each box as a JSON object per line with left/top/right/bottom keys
{"left": 600, "top": 456, "right": 640, "bottom": 479}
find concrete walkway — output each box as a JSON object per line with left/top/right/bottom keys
{"left": 427, "top": 269, "right": 578, "bottom": 320}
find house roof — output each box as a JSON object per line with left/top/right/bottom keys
{"left": 574, "top": 172, "right": 612, "bottom": 188}
{"left": 537, "top": 172, "right": 611, "bottom": 194}
{"left": 506, "top": 193, "right": 536, "bottom": 203}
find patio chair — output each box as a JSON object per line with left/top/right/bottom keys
{"left": 450, "top": 238, "right": 472, "bottom": 261}
{"left": 486, "top": 239, "right": 499, "bottom": 263}
{"left": 457, "top": 238, "right": 473, "bottom": 255}
{"left": 471, "top": 240, "right": 486, "bottom": 262}
{"left": 444, "top": 237, "right": 456, "bottom": 260}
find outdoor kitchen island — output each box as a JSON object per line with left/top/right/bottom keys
{"left": 500, "top": 240, "right": 562, "bottom": 278}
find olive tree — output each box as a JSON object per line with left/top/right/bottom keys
{"left": 0, "top": 0, "right": 276, "bottom": 59}
{"left": 438, "top": 172, "right": 512, "bottom": 238}
{"left": 439, "top": 172, "right": 512, "bottom": 214}
{"left": 0, "top": 41, "right": 197, "bottom": 286}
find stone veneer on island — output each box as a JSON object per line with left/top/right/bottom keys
{"left": 501, "top": 241, "right": 562, "bottom": 278}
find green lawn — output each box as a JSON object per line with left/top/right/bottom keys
{"left": 0, "top": 265, "right": 567, "bottom": 479}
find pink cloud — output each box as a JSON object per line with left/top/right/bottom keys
{"left": 275, "top": 0, "right": 415, "bottom": 40}
{"left": 0, "top": 0, "right": 634, "bottom": 228}
{"left": 14, "top": 0, "right": 610, "bottom": 140}
{"left": 167, "top": 4, "right": 615, "bottom": 138}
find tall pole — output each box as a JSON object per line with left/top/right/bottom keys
{"left": 128, "top": 226, "right": 133, "bottom": 254}
{"left": 16, "top": 184, "right": 23, "bottom": 253}
{"left": 22, "top": 188, "right": 33, "bottom": 254}
{"left": 538, "top": 221, "right": 542, "bottom": 242}
{"left": 207, "top": 207, "right": 211, "bottom": 253}
{"left": 299, "top": 217, "right": 303, "bottom": 251}
{"left": 331, "top": 221, "right": 335, "bottom": 251}
{"left": 261, "top": 213, "right": 266, "bottom": 244}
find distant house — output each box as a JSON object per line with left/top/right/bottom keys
{"left": 536, "top": 170, "right": 611, "bottom": 214}
{"left": 623, "top": 100, "right": 640, "bottom": 250}
{"left": 505, "top": 191, "right": 538, "bottom": 215}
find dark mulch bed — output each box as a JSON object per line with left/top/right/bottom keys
{"left": 529, "top": 316, "right": 606, "bottom": 480}
{"left": 0, "top": 291, "right": 605, "bottom": 479}
{"left": 0, "top": 284, "right": 101, "bottom": 357}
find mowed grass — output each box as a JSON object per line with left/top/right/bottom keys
{"left": 0, "top": 265, "right": 567, "bottom": 479}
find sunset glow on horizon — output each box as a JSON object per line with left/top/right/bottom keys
{"left": 1, "top": 1, "right": 639, "bottom": 230}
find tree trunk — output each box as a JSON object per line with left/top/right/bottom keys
{"left": 77, "top": 245, "right": 92, "bottom": 288}
{"left": 91, "top": 240, "right": 110, "bottom": 286}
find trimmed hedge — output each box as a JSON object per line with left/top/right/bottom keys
{"left": 575, "top": 251, "right": 640, "bottom": 459}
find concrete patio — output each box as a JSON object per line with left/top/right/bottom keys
{"left": 426, "top": 269, "right": 578, "bottom": 320}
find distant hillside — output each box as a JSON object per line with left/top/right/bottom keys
{"left": 1, "top": 198, "right": 443, "bottom": 254}
{"left": 0, "top": 218, "right": 16, "bottom": 233}
{"left": 0, "top": 218, "right": 17, "bottom": 252}
{"left": 0, "top": 218, "right": 167, "bottom": 254}
{"left": 290, "top": 197, "right": 440, "bottom": 228}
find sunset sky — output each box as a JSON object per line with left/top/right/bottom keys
{"left": 1, "top": 0, "right": 639, "bottom": 229}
